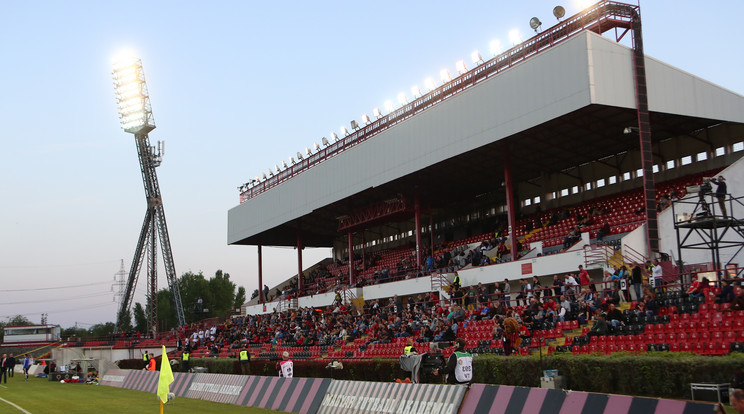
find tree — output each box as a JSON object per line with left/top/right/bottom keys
{"left": 117, "top": 309, "right": 133, "bottom": 333}
{"left": 7, "top": 315, "right": 32, "bottom": 326}
{"left": 133, "top": 302, "right": 147, "bottom": 334}
{"left": 209, "top": 270, "right": 236, "bottom": 319}
{"left": 250, "top": 289, "right": 258, "bottom": 300}
{"left": 88, "top": 322, "right": 116, "bottom": 338}
{"left": 234, "top": 286, "right": 247, "bottom": 309}
{"left": 178, "top": 271, "right": 211, "bottom": 324}
{"left": 156, "top": 289, "right": 176, "bottom": 331}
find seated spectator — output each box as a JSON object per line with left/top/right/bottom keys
{"left": 587, "top": 313, "right": 608, "bottom": 336}
{"left": 716, "top": 279, "right": 735, "bottom": 304}
{"left": 605, "top": 303, "right": 625, "bottom": 329}
{"left": 563, "top": 226, "right": 582, "bottom": 249}
{"left": 596, "top": 221, "right": 611, "bottom": 241}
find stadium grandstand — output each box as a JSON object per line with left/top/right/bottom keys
{"left": 221, "top": 0, "right": 744, "bottom": 363}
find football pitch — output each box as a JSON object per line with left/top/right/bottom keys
{"left": 0, "top": 375, "right": 277, "bottom": 414}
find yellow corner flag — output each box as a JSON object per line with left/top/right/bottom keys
{"left": 157, "top": 345, "right": 174, "bottom": 406}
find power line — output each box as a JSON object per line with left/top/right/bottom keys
{"left": 0, "top": 281, "right": 110, "bottom": 292}
{"left": 0, "top": 260, "right": 120, "bottom": 270}
{"left": 0, "top": 291, "right": 112, "bottom": 305}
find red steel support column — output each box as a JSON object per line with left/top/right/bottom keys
{"left": 361, "top": 233, "right": 366, "bottom": 272}
{"left": 430, "top": 215, "right": 434, "bottom": 255}
{"left": 347, "top": 232, "right": 354, "bottom": 286}
{"left": 415, "top": 188, "right": 422, "bottom": 270}
{"left": 258, "top": 245, "right": 264, "bottom": 303}
{"left": 296, "top": 230, "right": 303, "bottom": 294}
{"left": 503, "top": 145, "right": 518, "bottom": 260}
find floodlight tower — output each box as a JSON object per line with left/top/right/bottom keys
{"left": 112, "top": 54, "right": 185, "bottom": 336}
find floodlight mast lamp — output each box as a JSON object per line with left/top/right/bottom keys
{"left": 112, "top": 55, "right": 186, "bottom": 336}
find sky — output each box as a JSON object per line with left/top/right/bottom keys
{"left": 1, "top": 0, "right": 743, "bottom": 330}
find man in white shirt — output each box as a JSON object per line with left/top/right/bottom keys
{"left": 652, "top": 259, "right": 663, "bottom": 293}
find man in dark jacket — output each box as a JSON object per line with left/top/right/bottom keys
{"left": 711, "top": 176, "right": 728, "bottom": 217}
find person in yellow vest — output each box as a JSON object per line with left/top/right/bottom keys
{"left": 181, "top": 350, "right": 190, "bottom": 372}
{"left": 239, "top": 347, "right": 250, "bottom": 375}
{"left": 403, "top": 338, "right": 417, "bottom": 355}
{"left": 143, "top": 351, "right": 149, "bottom": 369}
{"left": 147, "top": 355, "right": 156, "bottom": 371}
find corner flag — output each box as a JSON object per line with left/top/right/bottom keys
{"left": 157, "top": 345, "right": 174, "bottom": 405}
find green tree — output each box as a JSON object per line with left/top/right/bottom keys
{"left": 209, "top": 270, "right": 236, "bottom": 319}
{"left": 156, "top": 289, "right": 176, "bottom": 331}
{"left": 7, "top": 315, "right": 32, "bottom": 326}
{"left": 178, "top": 271, "right": 211, "bottom": 323}
{"left": 234, "top": 286, "right": 247, "bottom": 309}
{"left": 61, "top": 325, "right": 87, "bottom": 339}
{"left": 133, "top": 302, "right": 147, "bottom": 334}
{"left": 88, "top": 322, "right": 116, "bottom": 338}
{"left": 117, "top": 309, "right": 133, "bottom": 333}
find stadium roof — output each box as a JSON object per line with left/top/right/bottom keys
{"left": 228, "top": 30, "right": 744, "bottom": 248}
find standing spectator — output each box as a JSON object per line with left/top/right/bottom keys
{"left": 502, "top": 279, "right": 511, "bottom": 307}
{"left": 552, "top": 275, "right": 564, "bottom": 297}
{"left": 710, "top": 176, "right": 728, "bottom": 217}
{"left": 631, "top": 263, "right": 643, "bottom": 302}
{"left": 564, "top": 273, "right": 579, "bottom": 299}
{"left": 651, "top": 259, "right": 663, "bottom": 294}
{"left": 532, "top": 276, "right": 542, "bottom": 299}
{"left": 578, "top": 265, "right": 594, "bottom": 293}
{"left": 0, "top": 354, "right": 7, "bottom": 383}
{"left": 7, "top": 353, "right": 15, "bottom": 378}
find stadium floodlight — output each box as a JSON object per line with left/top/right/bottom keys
{"left": 553, "top": 5, "right": 566, "bottom": 20}
{"left": 471, "top": 50, "right": 483, "bottom": 64}
{"left": 113, "top": 53, "right": 155, "bottom": 134}
{"left": 410, "top": 85, "right": 421, "bottom": 98}
{"left": 313, "top": 142, "right": 321, "bottom": 151}
{"left": 397, "top": 92, "right": 407, "bottom": 105}
{"left": 237, "top": 185, "right": 243, "bottom": 191}
{"left": 305, "top": 147, "right": 312, "bottom": 156}
{"left": 282, "top": 160, "right": 289, "bottom": 169}
{"left": 321, "top": 137, "right": 330, "bottom": 146}
{"left": 350, "top": 120, "right": 359, "bottom": 130}
{"left": 509, "top": 29, "right": 523, "bottom": 45}
{"left": 275, "top": 164, "right": 281, "bottom": 173}
{"left": 340, "top": 126, "right": 349, "bottom": 136}
{"left": 254, "top": 175, "right": 260, "bottom": 183}
{"left": 297, "top": 151, "right": 304, "bottom": 160}
{"left": 268, "top": 168, "right": 274, "bottom": 177}
{"left": 330, "top": 132, "right": 339, "bottom": 142}
{"left": 384, "top": 100, "right": 395, "bottom": 113}
{"left": 372, "top": 107, "right": 382, "bottom": 118}
{"left": 529, "top": 17, "right": 542, "bottom": 32}
{"left": 440, "top": 69, "right": 451, "bottom": 83}
{"left": 490, "top": 39, "right": 503, "bottom": 56}
{"left": 361, "top": 114, "right": 371, "bottom": 124}
{"left": 289, "top": 156, "right": 296, "bottom": 165}
{"left": 424, "top": 77, "right": 437, "bottom": 91}
{"left": 455, "top": 60, "right": 467, "bottom": 74}
{"left": 261, "top": 172, "right": 267, "bottom": 180}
